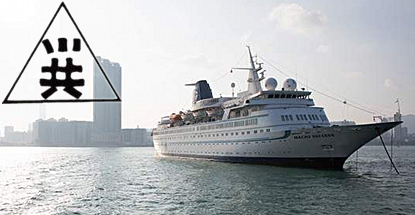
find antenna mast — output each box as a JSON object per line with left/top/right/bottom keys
{"left": 396, "top": 98, "right": 401, "bottom": 114}
{"left": 231, "top": 46, "right": 264, "bottom": 95}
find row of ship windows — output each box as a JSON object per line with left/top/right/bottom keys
{"left": 168, "top": 151, "right": 276, "bottom": 155}
{"left": 156, "top": 128, "right": 272, "bottom": 140}
{"left": 259, "top": 93, "right": 308, "bottom": 99}
{"left": 159, "top": 140, "right": 278, "bottom": 146}
{"left": 154, "top": 118, "right": 259, "bottom": 135}
{"left": 281, "top": 114, "right": 328, "bottom": 122}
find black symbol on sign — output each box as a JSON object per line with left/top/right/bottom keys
{"left": 40, "top": 38, "right": 84, "bottom": 99}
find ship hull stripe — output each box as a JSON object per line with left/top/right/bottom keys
{"left": 160, "top": 153, "right": 347, "bottom": 170}
{"left": 158, "top": 130, "right": 291, "bottom": 144}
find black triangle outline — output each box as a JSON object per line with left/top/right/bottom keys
{"left": 2, "top": 2, "right": 121, "bottom": 104}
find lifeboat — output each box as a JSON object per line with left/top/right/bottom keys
{"left": 193, "top": 110, "right": 207, "bottom": 118}
{"left": 206, "top": 107, "right": 224, "bottom": 117}
{"left": 169, "top": 113, "right": 182, "bottom": 122}
{"left": 181, "top": 111, "right": 194, "bottom": 122}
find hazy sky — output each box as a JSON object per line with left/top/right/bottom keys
{"left": 1, "top": 0, "right": 414, "bottom": 132}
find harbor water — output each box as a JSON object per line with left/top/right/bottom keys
{"left": 1, "top": 146, "right": 414, "bottom": 214}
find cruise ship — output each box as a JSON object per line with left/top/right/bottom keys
{"left": 152, "top": 47, "right": 401, "bottom": 169}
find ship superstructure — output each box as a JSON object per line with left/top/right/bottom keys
{"left": 153, "top": 47, "right": 400, "bottom": 169}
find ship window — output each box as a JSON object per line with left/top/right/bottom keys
{"left": 268, "top": 94, "right": 274, "bottom": 99}
{"left": 234, "top": 121, "right": 244, "bottom": 127}
{"left": 254, "top": 130, "right": 258, "bottom": 134}
{"left": 266, "top": 129, "right": 271, "bottom": 132}
{"left": 292, "top": 95, "right": 297, "bottom": 99}
{"left": 231, "top": 132, "right": 234, "bottom": 135}
{"left": 242, "top": 131, "right": 245, "bottom": 135}
{"left": 281, "top": 94, "right": 286, "bottom": 99}
{"left": 281, "top": 116, "right": 285, "bottom": 121}
{"left": 260, "top": 129, "right": 264, "bottom": 133}
{"left": 235, "top": 132, "right": 238, "bottom": 135}
{"left": 289, "top": 115, "right": 294, "bottom": 121}
{"left": 303, "top": 115, "right": 308, "bottom": 120}
{"left": 275, "top": 94, "right": 280, "bottom": 98}
{"left": 226, "top": 133, "right": 228, "bottom": 136}
{"left": 286, "top": 94, "right": 292, "bottom": 98}
{"left": 296, "top": 115, "right": 300, "bottom": 120}
{"left": 247, "top": 131, "right": 250, "bottom": 134}
{"left": 300, "top": 115, "right": 304, "bottom": 120}
{"left": 242, "top": 109, "right": 249, "bottom": 116}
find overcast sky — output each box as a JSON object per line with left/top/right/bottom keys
{"left": 1, "top": 0, "right": 414, "bottom": 132}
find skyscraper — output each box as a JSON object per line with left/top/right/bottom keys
{"left": 93, "top": 56, "right": 122, "bottom": 134}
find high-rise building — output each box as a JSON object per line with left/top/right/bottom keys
{"left": 93, "top": 56, "right": 122, "bottom": 134}
{"left": 392, "top": 111, "right": 410, "bottom": 143}
{"left": 4, "top": 126, "right": 14, "bottom": 137}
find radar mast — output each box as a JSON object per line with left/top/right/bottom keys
{"left": 232, "top": 46, "right": 265, "bottom": 95}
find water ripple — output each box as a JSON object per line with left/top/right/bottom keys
{"left": 0, "top": 146, "right": 414, "bottom": 214}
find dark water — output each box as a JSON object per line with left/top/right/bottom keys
{"left": 0, "top": 146, "right": 414, "bottom": 215}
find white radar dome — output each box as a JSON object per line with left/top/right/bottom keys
{"left": 264, "top": 78, "right": 278, "bottom": 91}
{"left": 283, "top": 78, "right": 297, "bottom": 91}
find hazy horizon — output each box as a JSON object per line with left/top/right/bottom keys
{"left": 1, "top": 0, "right": 415, "bottom": 132}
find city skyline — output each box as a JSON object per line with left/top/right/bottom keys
{"left": 1, "top": 0, "right": 414, "bottom": 132}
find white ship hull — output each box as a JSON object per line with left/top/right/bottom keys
{"left": 154, "top": 121, "right": 399, "bottom": 169}
{"left": 154, "top": 47, "right": 400, "bottom": 169}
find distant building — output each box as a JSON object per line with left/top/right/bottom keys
{"left": 3, "top": 126, "right": 29, "bottom": 144}
{"left": 393, "top": 111, "right": 407, "bottom": 143}
{"left": 4, "top": 126, "right": 14, "bottom": 137}
{"left": 330, "top": 120, "right": 356, "bottom": 126}
{"left": 91, "top": 132, "right": 121, "bottom": 146}
{"left": 121, "top": 128, "right": 153, "bottom": 146}
{"left": 93, "top": 56, "right": 122, "bottom": 134}
{"left": 402, "top": 114, "right": 415, "bottom": 134}
{"left": 33, "top": 118, "right": 93, "bottom": 146}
